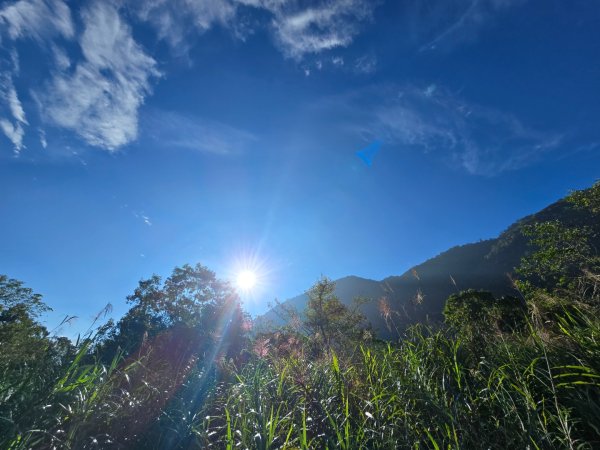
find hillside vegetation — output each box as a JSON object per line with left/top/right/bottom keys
{"left": 259, "top": 185, "right": 600, "bottom": 337}
{"left": 1, "top": 182, "right": 599, "bottom": 449}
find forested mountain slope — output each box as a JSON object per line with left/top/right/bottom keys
{"left": 258, "top": 192, "right": 599, "bottom": 338}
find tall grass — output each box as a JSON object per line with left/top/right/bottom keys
{"left": 2, "top": 296, "right": 599, "bottom": 449}
{"left": 196, "top": 306, "right": 599, "bottom": 449}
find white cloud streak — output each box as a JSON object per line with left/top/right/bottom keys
{"left": 414, "top": 0, "right": 524, "bottom": 52}
{"left": 0, "top": 0, "right": 74, "bottom": 43}
{"left": 133, "top": 211, "right": 152, "bottom": 226}
{"left": 0, "top": 0, "right": 73, "bottom": 153}
{"left": 5, "top": 80, "right": 26, "bottom": 124}
{"left": 269, "top": 0, "right": 374, "bottom": 59}
{"left": 0, "top": 77, "right": 27, "bottom": 152}
{"left": 131, "top": 0, "right": 517, "bottom": 60}
{"left": 38, "top": 128, "right": 47, "bottom": 148}
{"left": 132, "top": 0, "right": 238, "bottom": 50}
{"left": 37, "top": 2, "right": 160, "bottom": 150}
{"left": 239, "top": 0, "right": 377, "bottom": 59}
{"left": 132, "top": 0, "right": 378, "bottom": 60}
{"left": 0, "top": 118, "right": 24, "bottom": 151}
{"left": 319, "top": 84, "right": 561, "bottom": 175}
{"left": 144, "top": 110, "right": 257, "bottom": 155}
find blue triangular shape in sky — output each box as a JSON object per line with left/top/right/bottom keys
{"left": 356, "top": 140, "right": 382, "bottom": 166}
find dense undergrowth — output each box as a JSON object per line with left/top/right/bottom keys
{"left": 1, "top": 183, "right": 599, "bottom": 449}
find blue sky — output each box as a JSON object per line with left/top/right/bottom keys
{"left": 1, "top": 0, "right": 599, "bottom": 333}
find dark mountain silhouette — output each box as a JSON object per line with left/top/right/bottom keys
{"left": 256, "top": 192, "right": 599, "bottom": 339}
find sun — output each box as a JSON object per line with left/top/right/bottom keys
{"left": 236, "top": 270, "right": 257, "bottom": 291}
{"left": 228, "top": 248, "right": 270, "bottom": 298}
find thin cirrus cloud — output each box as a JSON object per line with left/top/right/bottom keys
{"left": 0, "top": 0, "right": 74, "bottom": 153}
{"left": 133, "top": 0, "right": 379, "bottom": 59}
{"left": 0, "top": 76, "right": 27, "bottom": 152}
{"left": 143, "top": 110, "right": 257, "bottom": 155}
{"left": 353, "top": 54, "right": 377, "bottom": 74}
{"left": 318, "top": 84, "right": 561, "bottom": 175}
{"left": 132, "top": 0, "right": 238, "bottom": 51}
{"left": 133, "top": 0, "right": 521, "bottom": 60}
{"left": 412, "top": 0, "right": 524, "bottom": 52}
{"left": 0, "top": 0, "right": 74, "bottom": 42}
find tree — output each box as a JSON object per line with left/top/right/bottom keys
{"left": 304, "top": 277, "right": 366, "bottom": 353}
{"left": 0, "top": 275, "right": 75, "bottom": 443}
{"left": 516, "top": 183, "right": 600, "bottom": 301}
{"left": 89, "top": 263, "right": 249, "bottom": 447}
{"left": 100, "top": 263, "right": 246, "bottom": 360}
{"left": 0, "top": 274, "right": 48, "bottom": 319}
{"left": 517, "top": 221, "right": 595, "bottom": 292}
{"left": 0, "top": 274, "right": 53, "bottom": 372}
{"left": 566, "top": 180, "right": 600, "bottom": 214}
{"left": 443, "top": 290, "right": 526, "bottom": 350}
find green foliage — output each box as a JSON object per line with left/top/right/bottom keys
{"left": 443, "top": 290, "right": 526, "bottom": 348}
{"left": 0, "top": 264, "right": 250, "bottom": 449}
{"left": 0, "top": 274, "right": 48, "bottom": 317}
{"left": 516, "top": 182, "right": 600, "bottom": 298}
{"left": 3, "top": 261, "right": 600, "bottom": 448}
{"left": 0, "top": 276, "right": 77, "bottom": 444}
{"left": 199, "top": 311, "right": 600, "bottom": 449}
{"left": 567, "top": 180, "right": 600, "bottom": 214}
{"left": 100, "top": 263, "right": 246, "bottom": 360}
{"left": 518, "top": 220, "right": 595, "bottom": 292}
{"left": 3, "top": 182, "right": 600, "bottom": 448}
{"left": 304, "top": 277, "right": 366, "bottom": 353}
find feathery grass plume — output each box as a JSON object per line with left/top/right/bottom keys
{"left": 414, "top": 288, "right": 425, "bottom": 305}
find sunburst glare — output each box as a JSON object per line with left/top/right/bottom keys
{"left": 226, "top": 246, "right": 274, "bottom": 302}
{"left": 236, "top": 269, "right": 257, "bottom": 291}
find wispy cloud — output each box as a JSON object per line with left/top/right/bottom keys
{"left": 317, "top": 83, "right": 561, "bottom": 175}
{"left": 130, "top": 0, "right": 516, "bottom": 62}
{"left": 38, "top": 128, "right": 47, "bottom": 148}
{"left": 353, "top": 54, "right": 377, "bottom": 74}
{"left": 0, "top": 0, "right": 74, "bottom": 153}
{"left": 37, "top": 2, "right": 160, "bottom": 151}
{"left": 299, "top": 52, "right": 377, "bottom": 76}
{"left": 262, "top": 0, "right": 377, "bottom": 59}
{"left": 143, "top": 110, "right": 257, "bottom": 155}
{"left": 2, "top": 0, "right": 522, "bottom": 157}
{"left": 424, "top": 84, "right": 437, "bottom": 97}
{"left": 332, "top": 56, "right": 345, "bottom": 66}
{"left": 412, "top": 0, "right": 524, "bottom": 52}
{"left": 50, "top": 44, "right": 71, "bottom": 70}
{"left": 133, "top": 0, "right": 379, "bottom": 60}
{"left": 0, "top": 75, "right": 27, "bottom": 153}
{"left": 1, "top": 0, "right": 380, "bottom": 154}
{"left": 133, "top": 211, "right": 152, "bottom": 227}
{"left": 0, "top": 118, "right": 25, "bottom": 152}
{"left": 4, "top": 80, "right": 26, "bottom": 124}
{"left": 0, "top": 0, "right": 74, "bottom": 43}
{"left": 132, "top": 0, "right": 238, "bottom": 51}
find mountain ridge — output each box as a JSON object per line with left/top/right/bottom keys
{"left": 256, "top": 194, "right": 596, "bottom": 338}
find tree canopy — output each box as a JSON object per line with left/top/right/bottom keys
{"left": 304, "top": 277, "right": 366, "bottom": 352}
